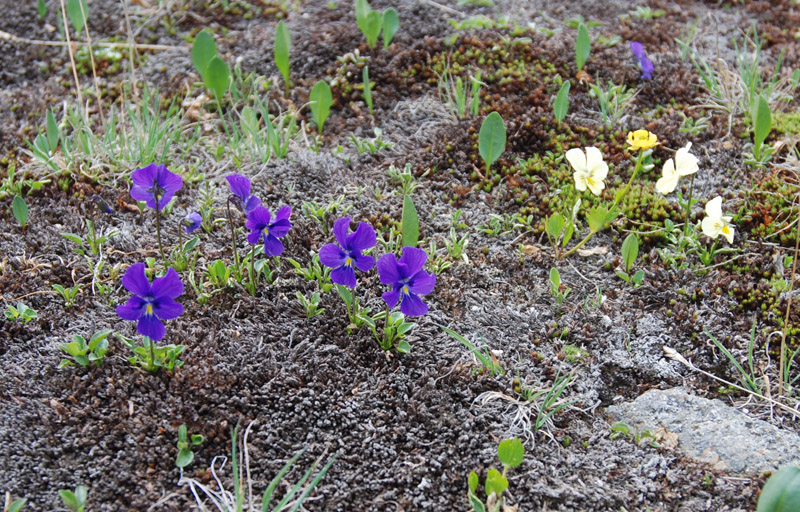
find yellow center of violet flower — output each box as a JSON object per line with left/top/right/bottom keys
{"left": 146, "top": 304, "right": 153, "bottom": 316}
{"left": 345, "top": 257, "right": 352, "bottom": 267}
{"left": 403, "top": 285, "right": 409, "bottom": 294}
{"left": 262, "top": 227, "right": 270, "bottom": 236}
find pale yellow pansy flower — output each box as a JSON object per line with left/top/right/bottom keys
{"left": 701, "top": 196, "right": 735, "bottom": 244}
{"left": 566, "top": 147, "right": 608, "bottom": 196}
{"left": 627, "top": 130, "right": 658, "bottom": 152}
{"left": 655, "top": 142, "right": 700, "bottom": 195}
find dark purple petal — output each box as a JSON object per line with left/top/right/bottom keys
{"left": 226, "top": 174, "right": 251, "bottom": 199}
{"left": 348, "top": 222, "right": 376, "bottom": 253}
{"left": 382, "top": 288, "right": 401, "bottom": 309}
{"left": 137, "top": 314, "right": 166, "bottom": 341}
{"left": 247, "top": 229, "right": 262, "bottom": 245}
{"left": 130, "top": 185, "right": 155, "bottom": 207}
{"left": 244, "top": 196, "right": 261, "bottom": 215}
{"left": 319, "top": 243, "right": 346, "bottom": 268}
{"left": 245, "top": 206, "right": 271, "bottom": 230}
{"left": 157, "top": 190, "right": 178, "bottom": 210}
{"left": 332, "top": 217, "right": 352, "bottom": 247}
{"left": 151, "top": 268, "right": 184, "bottom": 300}
{"left": 398, "top": 246, "right": 428, "bottom": 279}
{"left": 158, "top": 167, "right": 183, "bottom": 194}
{"left": 400, "top": 292, "right": 429, "bottom": 316}
{"left": 629, "top": 41, "right": 645, "bottom": 59}
{"left": 94, "top": 196, "right": 113, "bottom": 214}
{"left": 131, "top": 164, "right": 158, "bottom": 188}
{"left": 331, "top": 265, "right": 357, "bottom": 288}
{"left": 408, "top": 270, "right": 436, "bottom": 296}
{"left": 352, "top": 252, "right": 374, "bottom": 273}
{"left": 154, "top": 298, "right": 183, "bottom": 320}
{"left": 183, "top": 212, "right": 202, "bottom": 234}
{"left": 640, "top": 56, "right": 654, "bottom": 79}
{"left": 268, "top": 218, "right": 292, "bottom": 238}
{"left": 377, "top": 254, "right": 401, "bottom": 285}
{"left": 122, "top": 263, "right": 151, "bottom": 297}
{"left": 116, "top": 296, "right": 146, "bottom": 321}
{"left": 263, "top": 235, "right": 284, "bottom": 257}
{"left": 274, "top": 205, "right": 292, "bottom": 222}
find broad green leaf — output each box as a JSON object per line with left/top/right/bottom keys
{"left": 12, "top": 195, "right": 28, "bottom": 228}
{"left": 401, "top": 194, "right": 419, "bottom": 247}
{"left": 497, "top": 438, "right": 524, "bottom": 468}
{"left": 587, "top": 205, "right": 615, "bottom": 233}
{"left": 478, "top": 112, "right": 506, "bottom": 171}
{"left": 58, "top": 490, "right": 79, "bottom": 512}
{"left": 363, "top": 10, "right": 383, "bottom": 49}
{"left": 176, "top": 447, "right": 194, "bottom": 468}
{"left": 553, "top": 81, "right": 571, "bottom": 122}
{"left": 309, "top": 80, "right": 333, "bottom": 134}
{"left": 545, "top": 213, "right": 565, "bottom": 240}
{"left": 355, "top": 0, "right": 371, "bottom": 31}
{"left": 46, "top": 108, "right": 59, "bottom": 152}
{"left": 192, "top": 30, "right": 218, "bottom": 82}
{"left": 274, "top": 21, "right": 291, "bottom": 95}
{"left": 66, "top": 0, "right": 89, "bottom": 34}
{"left": 468, "top": 471, "right": 480, "bottom": 493}
{"left": 757, "top": 465, "right": 800, "bottom": 512}
{"left": 8, "top": 497, "right": 27, "bottom": 512}
{"left": 621, "top": 233, "right": 639, "bottom": 273}
{"left": 549, "top": 267, "right": 561, "bottom": 289}
{"left": 484, "top": 468, "right": 508, "bottom": 498}
{"left": 362, "top": 66, "right": 373, "bottom": 114}
{"left": 382, "top": 8, "right": 399, "bottom": 49}
{"left": 396, "top": 340, "right": 411, "bottom": 353}
{"left": 575, "top": 23, "right": 590, "bottom": 71}
{"left": 37, "top": 0, "right": 47, "bottom": 19}
{"left": 752, "top": 94, "right": 771, "bottom": 152}
{"left": 468, "top": 493, "right": 486, "bottom": 512}
{"left": 205, "top": 56, "right": 231, "bottom": 99}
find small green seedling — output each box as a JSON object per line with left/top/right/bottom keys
{"left": 61, "top": 219, "right": 120, "bottom": 257}
{"left": 3, "top": 495, "right": 27, "bottom": 512}
{"left": 575, "top": 22, "right": 590, "bottom": 71}
{"left": 52, "top": 283, "right": 82, "bottom": 307}
{"left": 58, "top": 485, "right": 88, "bottom": 512}
{"left": 11, "top": 195, "right": 28, "bottom": 228}
{"left": 274, "top": 21, "right": 291, "bottom": 97}
{"left": 296, "top": 291, "right": 326, "bottom": 318}
{"left": 206, "top": 259, "right": 233, "bottom": 288}
{"left": 757, "top": 464, "right": 800, "bottom": 512}
{"left": 192, "top": 30, "right": 218, "bottom": 85}
{"left": 478, "top": 112, "right": 506, "bottom": 173}
{"left": 66, "top": 0, "right": 89, "bottom": 34}
{"left": 4, "top": 302, "right": 37, "bottom": 323}
{"left": 116, "top": 332, "right": 186, "bottom": 373}
{"left": 382, "top": 8, "right": 399, "bottom": 49}
{"left": 37, "top": 0, "right": 47, "bottom": 18}
{"left": 549, "top": 267, "right": 570, "bottom": 304}
{"left": 205, "top": 56, "right": 231, "bottom": 100}
{"left": 749, "top": 93, "right": 773, "bottom": 166}
{"left": 176, "top": 424, "right": 205, "bottom": 469}
{"left": 553, "top": 80, "right": 571, "bottom": 122}
{"left": 401, "top": 194, "right": 419, "bottom": 248}
{"left": 467, "top": 438, "right": 524, "bottom": 512}
{"left": 439, "top": 325, "right": 503, "bottom": 376}
{"left": 362, "top": 66, "right": 374, "bottom": 114}
{"left": 360, "top": 311, "right": 416, "bottom": 353}
{"left": 59, "top": 329, "right": 112, "bottom": 368}
{"left": 609, "top": 422, "right": 659, "bottom": 448}
{"left": 616, "top": 233, "right": 644, "bottom": 287}
{"left": 309, "top": 80, "right": 333, "bottom": 134}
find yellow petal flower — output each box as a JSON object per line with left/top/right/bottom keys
{"left": 626, "top": 130, "right": 658, "bottom": 152}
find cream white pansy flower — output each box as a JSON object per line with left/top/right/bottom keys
{"left": 655, "top": 142, "right": 700, "bottom": 195}
{"left": 566, "top": 147, "right": 608, "bottom": 196}
{"left": 701, "top": 196, "right": 735, "bottom": 243}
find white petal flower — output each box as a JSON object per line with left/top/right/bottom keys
{"left": 674, "top": 142, "right": 699, "bottom": 176}
{"left": 567, "top": 147, "right": 608, "bottom": 197}
{"left": 655, "top": 159, "right": 679, "bottom": 195}
{"left": 701, "top": 196, "right": 735, "bottom": 244}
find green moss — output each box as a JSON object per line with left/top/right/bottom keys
{"left": 773, "top": 111, "right": 800, "bottom": 136}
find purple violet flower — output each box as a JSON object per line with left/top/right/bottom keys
{"left": 629, "top": 41, "right": 654, "bottom": 79}
{"left": 130, "top": 164, "right": 183, "bottom": 210}
{"left": 183, "top": 212, "right": 202, "bottom": 234}
{"left": 116, "top": 263, "right": 184, "bottom": 341}
{"left": 377, "top": 246, "right": 436, "bottom": 316}
{"left": 226, "top": 174, "right": 261, "bottom": 215}
{"left": 319, "top": 217, "right": 376, "bottom": 288}
{"left": 245, "top": 205, "right": 292, "bottom": 257}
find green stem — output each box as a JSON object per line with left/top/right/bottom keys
{"left": 154, "top": 194, "right": 165, "bottom": 263}
{"left": 382, "top": 307, "right": 391, "bottom": 350}
{"left": 560, "top": 151, "right": 645, "bottom": 259}
{"left": 247, "top": 244, "right": 257, "bottom": 294}
{"left": 147, "top": 336, "right": 156, "bottom": 372}
{"left": 226, "top": 200, "right": 242, "bottom": 280}
{"left": 683, "top": 173, "right": 695, "bottom": 237}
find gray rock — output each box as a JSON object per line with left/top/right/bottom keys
{"left": 607, "top": 387, "right": 800, "bottom": 475}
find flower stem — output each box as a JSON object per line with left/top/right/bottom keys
{"left": 147, "top": 336, "right": 156, "bottom": 372}
{"left": 154, "top": 195, "right": 165, "bottom": 263}
{"left": 247, "top": 244, "right": 257, "bottom": 294}
{"left": 560, "top": 151, "right": 644, "bottom": 259}
{"left": 226, "top": 200, "right": 242, "bottom": 280}
{"left": 683, "top": 173, "right": 695, "bottom": 238}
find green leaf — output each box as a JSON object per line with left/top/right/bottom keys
{"left": 191, "top": 30, "right": 218, "bottom": 82}
{"left": 549, "top": 267, "right": 561, "bottom": 289}
{"left": 382, "top": 8, "right": 399, "bottom": 49}
{"left": 310, "top": 80, "right": 332, "bottom": 134}
{"left": 274, "top": 21, "right": 291, "bottom": 95}
{"left": 401, "top": 194, "right": 419, "bottom": 247}
{"left": 545, "top": 213, "right": 565, "bottom": 240}
{"left": 468, "top": 471, "right": 480, "bottom": 494}
{"left": 587, "top": 205, "right": 615, "bottom": 233}
{"left": 66, "top": 0, "right": 89, "bottom": 34}
{"left": 484, "top": 468, "right": 508, "bottom": 498}
{"left": 355, "top": 0, "right": 371, "bottom": 31}
{"left": 37, "top": 0, "right": 47, "bottom": 19}
{"left": 553, "top": 80, "right": 571, "bottom": 122}
{"left": 8, "top": 498, "right": 27, "bottom": 512}
{"left": 58, "top": 490, "right": 79, "bottom": 512}
{"left": 752, "top": 94, "right": 771, "bottom": 153}
{"left": 497, "top": 438, "right": 524, "bottom": 468}
{"left": 363, "top": 10, "right": 383, "bottom": 49}
{"left": 620, "top": 233, "right": 639, "bottom": 273}
{"left": 205, "top": 56, "right": 230, "bottom": 99}
{"left": 46, "top": 108, "right": 59, "bottom": 152}
{"left": 12, "top": 195, "right": 28, "bottom": 228}
{"left": 575, "top": 23, "right": 590, "bottom": 71}
{"left": 468, "top": 493, "right": 486, "bottom": 512}
{"left": 362, "top": 66, "right": 373, "bottom": 114}
{"left": 478, "top": 112, "right": 506, "bottom": 172}
{"left": 757, "top": 465, "right": 800, "bottom": 512}
{"left": 395, "top": 340, "right": 411, "bottom": 353}
{"left": 176, "top": 447, "right": 194, "bottom": 468}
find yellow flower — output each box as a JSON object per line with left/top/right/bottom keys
{"left": 701, "top": 196, "right": 735, "bottom": 244}
{"left": 626, "top": 130, "right": 658, "bottom": 152}
{"left": 566, "top": 147, "right": 608, "bottom": 196}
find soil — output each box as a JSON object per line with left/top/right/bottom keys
{"left": 1, "top": 0, "right": 799, "bottom": 510}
